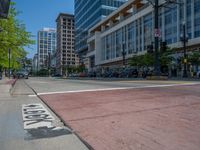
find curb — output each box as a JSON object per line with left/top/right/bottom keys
{"left": 59, "top": 77, "right": 200, "bottom": 82}
{"left": 38, "top": 95, "right": 94, "bottom": 150}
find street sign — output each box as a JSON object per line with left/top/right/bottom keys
{"left": 154, "top": 28, "right": 161, "bottom": 38}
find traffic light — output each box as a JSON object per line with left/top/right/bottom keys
{"left": 147, "top": 44, "right": 154, "bottom": 54}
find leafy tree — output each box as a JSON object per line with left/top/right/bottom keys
{"left": 142, "top": 53, "right": 154, "bottom": 67}
{"left": 128, "top": 53, "right": 154, "bottom": 68}
{"left": 188, "top": 51, "right": 200, "bottom": 66}
{"left": 76, "top": 64, "right": 86, "bottom": 73}
{"left": 160, "top": 48, "right": 174, "bottom": 66}
{"left": 128, "top": 48, "right": 174, "bottom": 74}
{"left": 187, "top": 51, "right": 200, "bottom": 72}
{"left": 128, "top": 55, "right": 142, "bottom": 67}
{"left": 0, "top": 2, "right": 34, "bottom": 70}
{"left": 38, "top": 69, "right": 48, "bottom": 76}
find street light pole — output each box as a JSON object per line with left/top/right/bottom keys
{"left": 48, "top": 52, "right": 51, "bottom": 77}
{"left": 8, "top": 48, "right": 11, "bottom": 79}
{"left": 122, "top": 42, "right": 126, "bottom": 67}
{"left": 154, "top": 0, "right": 160, "bottom": 76}
{"left": 181, "top": 23, "right": 188, "bottom": 78}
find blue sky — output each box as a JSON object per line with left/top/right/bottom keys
{"left": 12, "top": 0, "right": 74, "bottom": 58}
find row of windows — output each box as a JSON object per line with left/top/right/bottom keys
{"left": 39, "top": 32, "right": 56, "bottom": 38}
{"left": 100, "top": 1, "right": 200, "bottom": 61}
{"left": 75, "top": 0, "right": 127, "bottom": 52}
{"left": 62, "top": 46, "right": 75, "bottom": 49}
{"left": 75, "top": 0, "right": 100, "bottom": 21}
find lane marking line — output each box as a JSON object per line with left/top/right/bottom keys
{"left": 28, "top": 82, "right": 200, "bottom": 96}
{"left": 28, "top": 95, "right": 37, "bottom": 97}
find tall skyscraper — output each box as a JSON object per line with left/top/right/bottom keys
{"left": 37, "top": 28, "right": 56, "bottom": 70}
{"left": 56, "top": 13, "right": 79, "bottom": 75}
{"left": 74, "top": 0, "right": 128, "bottom": 57}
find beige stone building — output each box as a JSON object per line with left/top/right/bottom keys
{"left": 56, "top": 13, "right": 79, "bottom": 75}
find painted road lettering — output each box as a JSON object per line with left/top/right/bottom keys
{"left": 22, "top": 103, "right": 54, "bottom": 129}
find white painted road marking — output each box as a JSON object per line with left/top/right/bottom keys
{"left": 28, "top": 95, "right": 37, "bottom": 97}
{"left": 22, "top": 103, "right": 55, "bottom": 129}
{"left": 28, "top": 82, "right": 200, "bottom": 96}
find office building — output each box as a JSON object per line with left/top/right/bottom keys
{"left": 74, "top": 0, "right": 128, "bottom": 65}
{"left": 56, "top": 13, "right": 79, "bottom": 75}
{"left": 32, "top": 53, "right": 38, "bottom": 72}
{"left": 87, "top": 0, "right": 200, "bottom": 73}
{"left": 37, "top": 28, "right": 56, "bottom": 70}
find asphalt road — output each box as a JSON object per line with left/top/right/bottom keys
{"left": 25, "top": 77, "right": 198, "bottom": 95}
{"left": 24, "top": 77, "right": 200, "bottom": 150}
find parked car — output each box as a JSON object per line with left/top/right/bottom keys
{"left": 52, "top": 73, "right": 61, "bottom": 77}
{"left": 79, "top": 72, "right": 87, "bottom": 77}
{"left": 110, "top": 70, "right": 120, "bottom": 78}
{"left": 142, "top": 70, "right": 153, "bottom": 78}
{"left": 102, "top": 70, "right": 112, "bottom": 78}
{"left": 16, "top": 71, "right": 29, "bottom": 79}
{"left": 119, "top": 68, "right": 138, "bottom": 78}
{"left": 87, "top": 71, "right": 96, "bottom": 77}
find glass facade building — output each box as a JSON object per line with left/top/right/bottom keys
{"left": 37, "top": 28, "right": 56, "bottom": 70}
{"left": 88, "top": 0, "right": 200, "bottom": 68}
{"left": 74, "top": 0, "right": 128, "bottom": 55}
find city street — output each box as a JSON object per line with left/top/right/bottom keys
{"left": 1, "top": 0, "right": 200, "bottom": 150}
{"left": 24, "top": 77, "right": 200, "bottom": 150}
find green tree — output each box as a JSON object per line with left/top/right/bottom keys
{"left": 128, "top": 55, "right": 141, "bottom": 67}
{"left": 0, "top": 3, "right": 34, "bottom": 69}
{"left": 128, "top": 53, "right": 154, "bottom": 68}
{"left": 128, "top": 48, "right": 174, "bottom": 74}
{"left": 188, "top": 52, "right": 200, "bottom": 66}
{"left": 142, "top": 53, "right": 154, "bottom": 67}
{"left": 160, "top": 48, "right": 174, "bottom": 66}
{"left": 188, "top": 51, "right": 200, "bottom": 72}
{"left": 76, "top": 64, "right": 86, "bottom": 73}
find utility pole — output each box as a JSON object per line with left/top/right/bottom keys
{"left": 154, "top": 0, "right": 160, "bottom": 76}
{"left": 141, "top": 0, "right": 183, "bottom": 76}
{"left": 48, "top": 52, "right": 51, "bottom": 77}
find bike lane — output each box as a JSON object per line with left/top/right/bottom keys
{"left": 39, "top": 84, "right": 200, "bottom": 150}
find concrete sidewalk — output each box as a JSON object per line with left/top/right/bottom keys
{"left": 0, "top": 78, "right": 17, "bottom": 97}
{"left": 0, "top": 79, "right": 89, "bottom": 150}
